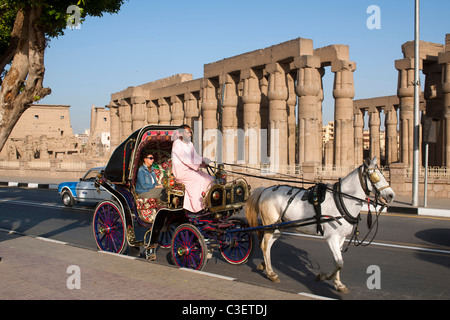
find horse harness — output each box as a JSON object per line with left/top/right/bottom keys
{"left": 273, "top": 164, "right": 387, "bottom": 235}
{"left": 274, "top": 183, "right": 335, "bottom": 236}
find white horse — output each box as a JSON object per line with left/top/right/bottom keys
{"left": 245, "top": 157, "right": 395, "bottom": 293}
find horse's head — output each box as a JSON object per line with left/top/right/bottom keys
{"left": 360, "top": 157, "right": 395, "bottom": 205}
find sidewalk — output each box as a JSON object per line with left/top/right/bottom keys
{"left": 0, "top": 230, "right": 311, "bottom": 301}
{"left": 387, "top": 195, "right": 450, "bottom": 217}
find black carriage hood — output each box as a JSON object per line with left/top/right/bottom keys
{"left": 103, "top": 125, "right": 179, "bottom": 184}
{"left": 103, "top": 130, "right": 140, "bottom": 184}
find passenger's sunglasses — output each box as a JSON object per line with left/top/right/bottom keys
{"left": 146, "top": 156, "right": 154, "bottom": 160}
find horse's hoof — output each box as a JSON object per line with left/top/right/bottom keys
{"left": 268, "top": 275, "right": 280, "bottom": 283}
{"left": 336, "top": 285, "right": 349, "bottom": 294}
{"left": 257, "top": 262, "right": 265, "bottom": 271}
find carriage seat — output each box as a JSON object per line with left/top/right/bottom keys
{"left": 136, "top": 198, "right": 162, "bottom": 223}
{"left": 136, "top": 157, "right": 184, "bottom": 223}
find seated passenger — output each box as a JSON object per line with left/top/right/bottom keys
{"left": 136, "top": 151, "right": 163, "bottom": 199}
{"left": 171, "top": 124, "right": 214, "bottom": 213}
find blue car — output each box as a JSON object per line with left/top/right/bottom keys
{"left": 58, "top": 167, "right": 112, "bottom": 207}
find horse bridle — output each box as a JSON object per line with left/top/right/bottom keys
{"left": 358, "top": 163, "right": 391, "bottom": 197}
{"left": 340, "top": 163, "right": 392, "bottom": 252}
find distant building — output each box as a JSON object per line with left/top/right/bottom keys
{"left": 86, "top": 105, "right": 111, "bottom": 157}
{"left": 0, "top": 104, "right": 111, "bottom": 161}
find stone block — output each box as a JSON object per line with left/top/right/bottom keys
{"left": 293, "top": 55, "right": 321, "bottom": 69}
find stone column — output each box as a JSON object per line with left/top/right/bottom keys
{"left": 25, "top": 135, "right": 33, "bottom": 160}
{"left": 171, "top": 95, "right": 184, "bottom": 125}
{"left": 108, "top": 102, "right": 120, "bottom": 150}
{"left": 220, "top": 73, "right": 239, "bottom": 164}
{"left": 266, "top": 63, "right": 289, "bottom": 170}
{"left": 368, "top": 107, "right": 381, "bottom": 162}
{"left": 439, "top": 48, "right": 450, "bottom": 167}
{"left": 354, "top": 108, "right": 364, "bottom": 163}
{"left": 384, "top": 105, "right": 399, "bottom": 164}
{"left": 241, "top": 68, "right": 261, "bottom": 165}
{"left": 158, "top": 98, "right": 171, "bottom": 125}
{"left": 146, "top": 100, "right": 159, "bottom": 125}
{"left": 120, "top": 98, "right": 132, "bottom": 140}
{"left": 39, "top": 135, "right": 49, "bottom": 159}
{"left": 201, "top": 78, "right": 219, "bottom": 159}
{"left": 184, "top": 92, "right": 200, "bottom": 129}
{"left": 395, "top": 57, "right": 420, "bottom": 167}
{"left": 332, "top": 60, "right": 356, "bottom": 168}
{"left": 131, "top": 96, "right": 146, "bottom": 131}
{"left": 286, "top": 72, "right": 296, "bottom": 166}
{"left": 294, "top": 55, "right": 322, "bottom": 166}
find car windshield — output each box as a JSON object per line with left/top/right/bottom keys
{"left": 83, "top": 169, "right": 100, "bottom": 181}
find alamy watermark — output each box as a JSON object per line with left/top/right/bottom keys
{"left": 366, "top": 265, "right": 381, "bottom": 289}
{"left": 366, "top": 5, "right": 381, "bottom": 30}
{"left": 174, "top": 122, "right": 281, "bottom": 174}
{"left": 66, "top": 265, "right": 81, "bottom": 290}
{"left": 66, "top": 5, "right": 81, "bottom": 30}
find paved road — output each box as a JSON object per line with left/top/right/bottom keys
{"left": 0, "top": 186, "right": 449, "bottom": 300}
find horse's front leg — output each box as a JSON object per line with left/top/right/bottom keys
{"left": 260, "top": 230, "right": 281, "bottom": 282}
{"left": 316, "top": 235, "right": 349, "bottom": 293}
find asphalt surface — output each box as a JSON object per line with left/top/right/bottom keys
{"left": 0, "top": 175, "right": 449, "bottom": 303}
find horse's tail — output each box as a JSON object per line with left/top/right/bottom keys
{"left": 245, "top": 187, "right": 266, "bottom": 244}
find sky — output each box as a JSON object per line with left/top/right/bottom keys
{"left": 40, "top": 0, "right": 450, "bottom": 134}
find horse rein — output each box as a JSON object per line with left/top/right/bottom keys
{"left": 211, "top": 162, "right": 389, "bottom": 251}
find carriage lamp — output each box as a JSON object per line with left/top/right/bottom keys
{"left": 212, "top": 190, "right": 221, "bottom": 200}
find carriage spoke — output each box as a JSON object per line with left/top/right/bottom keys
{"left": 172, "top": 224, "right": 207, "bottom": 270}
{"left": 93, "top": 201, "right": 127, "bottom": 254}
{"left": 219, "top": 221, "right": 253, "bottom": 265}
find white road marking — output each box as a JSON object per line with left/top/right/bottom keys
{"left": 283, "top": 232, "right": 450, "bottom": 255}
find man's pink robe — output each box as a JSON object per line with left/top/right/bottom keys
{"left": 171, "top": 139, "right": 213, "bottom": 213}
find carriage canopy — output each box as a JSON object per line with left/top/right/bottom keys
{"left": 103, "top": 125, "right": 179, "bottom": 185}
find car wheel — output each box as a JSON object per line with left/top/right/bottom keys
{"left": 61, "top": 190, "right": 74, "bottom": 207}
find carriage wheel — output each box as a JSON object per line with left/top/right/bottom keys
{"left": 219, "top": 218, "right": 254, "bottom": 265}
{"left": 171, "top": 224, "right": 207, "bottom": 270}
{"left": 158, "top": 224, "right": 177, "bottom": 249}
{"left": 93, "top": 200, "right": 128, "bottom": 254}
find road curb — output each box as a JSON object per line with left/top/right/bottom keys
{"left": 387, "top": 205, "right": 450, "bottom": 217}
{"left": 0, "top": 181, "right": 58, "bottom": 189}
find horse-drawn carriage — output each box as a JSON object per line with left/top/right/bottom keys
{"left": 92, "top": 125, "right": 395, "bottom": 293}
{"left": 92, "top": 125, "right": 254, "bottom": 270}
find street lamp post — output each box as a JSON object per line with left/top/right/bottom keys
{"left": 412, "top": 0, "right": 420, "bottom": 207}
